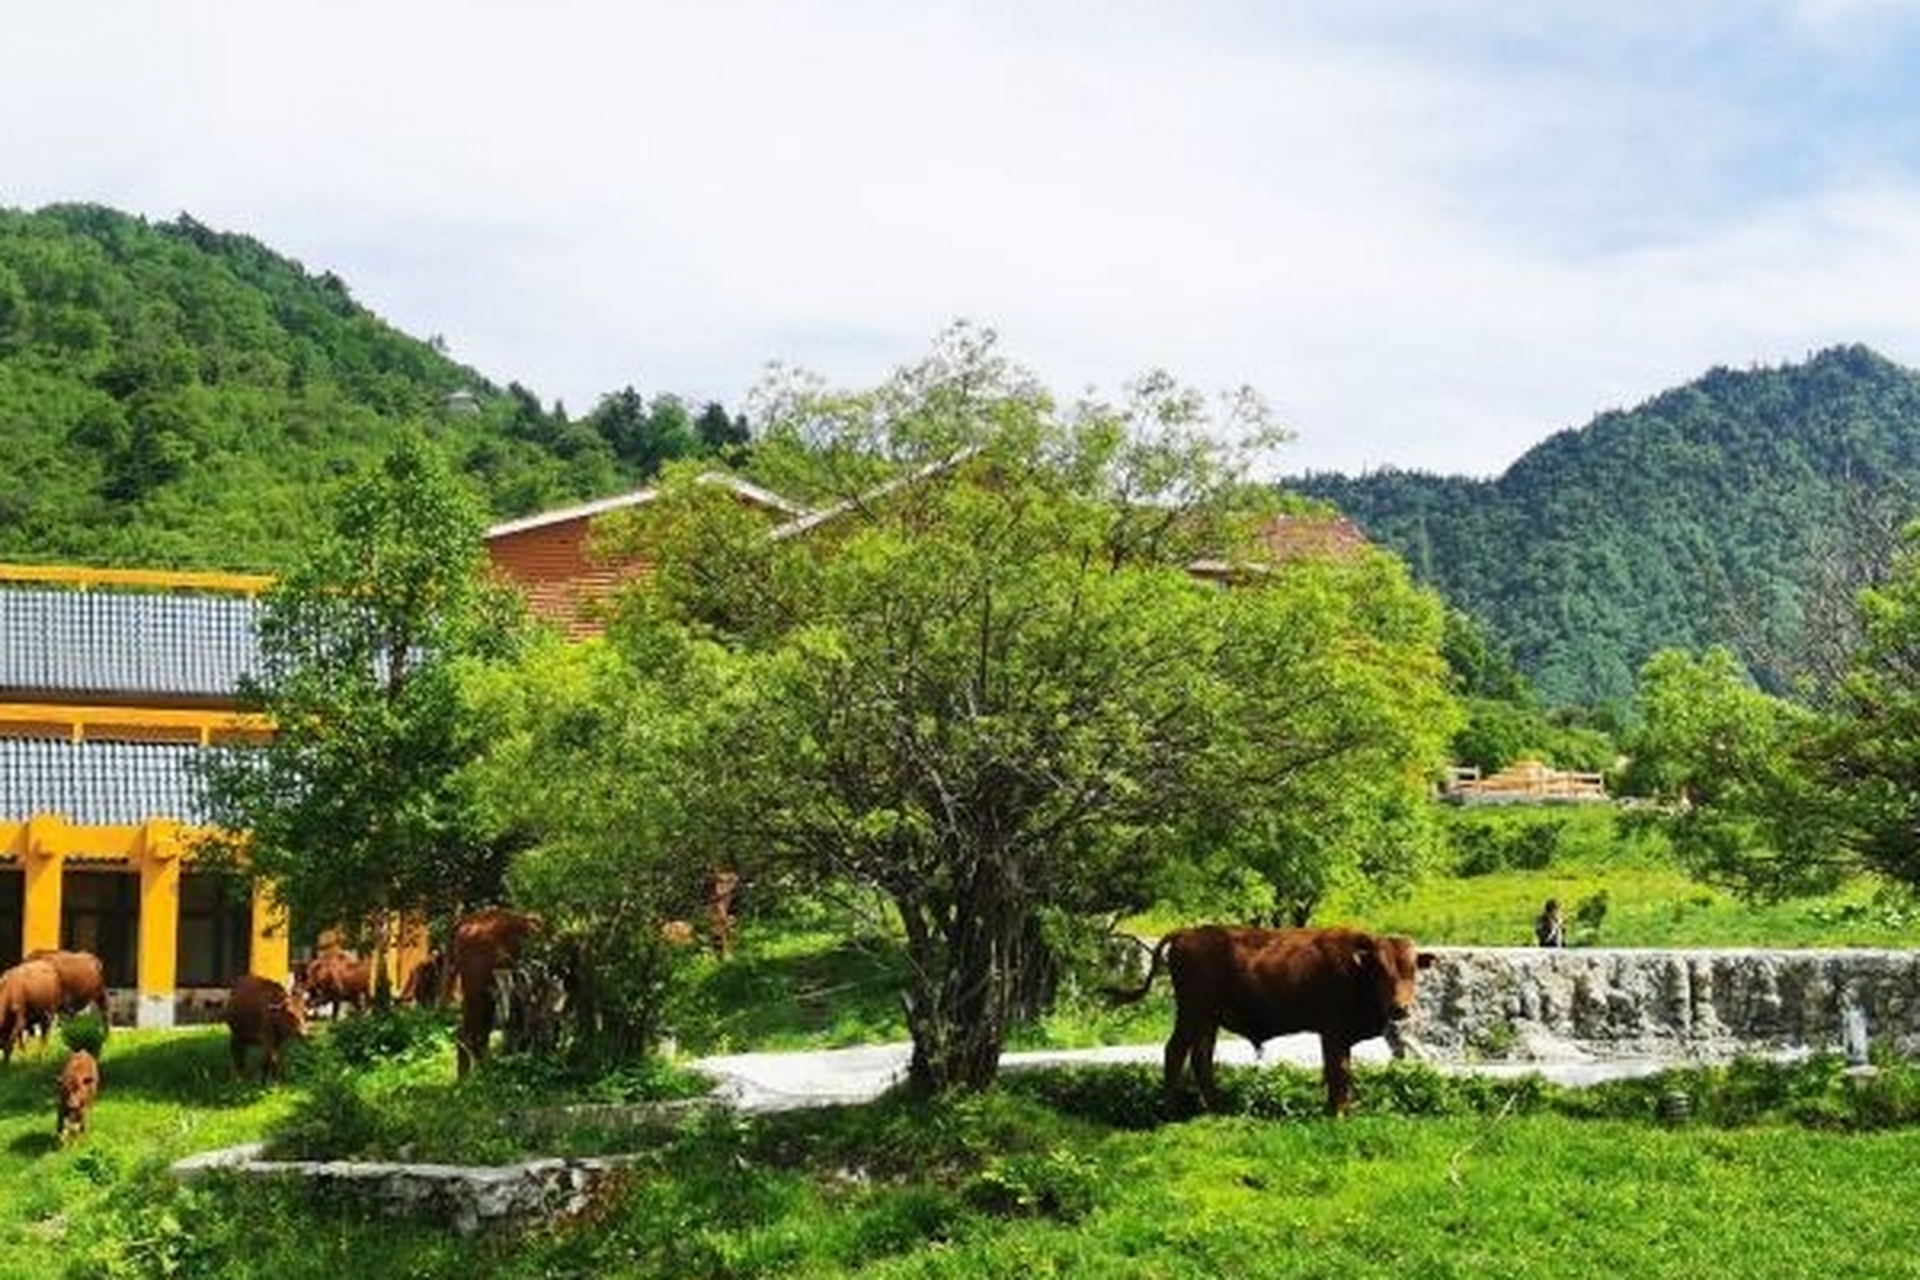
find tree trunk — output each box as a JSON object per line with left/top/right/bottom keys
{"left": 898, "top": 856, "right": 1024, "bottom": 1093}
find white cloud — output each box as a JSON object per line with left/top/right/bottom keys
{"left": 5, "top": 2, "right": 1920, "bottom": 478}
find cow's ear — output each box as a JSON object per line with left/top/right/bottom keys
{"left": 1416, "top": 951, "right": 1437, "bottom": 970}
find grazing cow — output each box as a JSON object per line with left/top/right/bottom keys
{"left": 224, "top": 974, "right": 308, "bottom": 1083}
{"left": 55, "top": 1048, "right": 100, "bottom": 1145}
{"left": 448, "top": 907, "right": 540, "bottom": 1078}
{"left": 0, "top": 958, "right": 63, "bottom": 1063}
{"left": 27, "top": 949, "right": 112, "bottom": 1026}
{"left": 296, "top": 948, "right": 373, "bottom": 1019}
{"left": 1110, "top": 925, "right": 1437, "bottom": 1116}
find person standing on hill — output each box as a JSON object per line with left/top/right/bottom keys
{"left": 1534, "top": 899, "right": 1565, "bottom": 947}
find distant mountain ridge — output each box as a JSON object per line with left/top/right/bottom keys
{"left": 1291, "top": 345, "right": 1920, "bottom": 707}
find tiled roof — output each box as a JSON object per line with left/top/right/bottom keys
{"left": 0, "top": 587, "right": 261, "bottom": 700}
{"left": 0, "top": 738, "right": 223, "bottom": 825}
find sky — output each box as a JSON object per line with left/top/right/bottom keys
{"left": 9, "top": 1, "right": 1920, "bottom": 479}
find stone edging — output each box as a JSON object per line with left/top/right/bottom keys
{"left": 171, "top": 1142, "right": 646, "bottom": 1236}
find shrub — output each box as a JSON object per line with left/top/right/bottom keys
{"left": 1447, "top": 809, "right": 1569, "bottom": 877}
{"left": 323, "top": 1005, "right": 451, "bottom": 1068}
{"left": 61, "top": 1009, "right": 109, "bottom": 1056}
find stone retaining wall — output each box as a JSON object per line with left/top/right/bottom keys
{"left": 173, "top": 1143, "right": 644, "bottom": 1236}
{"left": 1409, "top": 947, "right": 1920, "bottom": 1063}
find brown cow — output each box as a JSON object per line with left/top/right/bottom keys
{"left": 27, "top": 949, "right": 111, "bottom": 1026}
{"left": 225, "top": 974, "right": 308, "bottom": 1083}
{"left": 0, "top": 958, "right": 63, "bottom": 1063}
{"left": 56, "top": 1048, "right": 100, "bottom": 1145}
{"left": 296, "top": 948, "right": 373, "bottom": 1019}
{"left": 448, "top": 907, "right": 540, "bottom": 1078}
{"left": 1110, "top": 925, "right": 1437, "bottom": 1116}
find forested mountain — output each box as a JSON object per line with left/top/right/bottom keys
{"left": 1292, "top": 346, "right": 1920, "bottom": 708}
{"left": 0, "top": 203, "right": 744, "bottom": 570}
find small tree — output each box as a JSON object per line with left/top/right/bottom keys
{"left": 198, "top": 437, "right": 521, "bottom": 972}
{"left": 459, "top": 630, "right": 729, "bottom": 1066}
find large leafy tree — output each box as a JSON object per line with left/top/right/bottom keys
{"left": 610, "top": 327, "right": 1460, "bottom": 1092}
{"left": 199, "top": 436, "right": 522, "bottom": 962}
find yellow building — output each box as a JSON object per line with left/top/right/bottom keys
{"left": 0, "top": 563, "right": 291, "bottom": 1027}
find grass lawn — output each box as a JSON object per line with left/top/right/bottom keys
{"left": 0, "top": 1026, "right": 301, "bottom": 1279}
{"left": 55, "top": 1061, "right": 1920, "bottom": 1279}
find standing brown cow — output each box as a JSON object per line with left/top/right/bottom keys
{"left": 0, "top": 958, "right": 63, "bottom": 1063}
{"left": 1110, "top": 925, "right": 1437, "bottom": 1116}
{"left": 295, "top": 949, "right": 373, "bottom": 1019}
{"left": 224, "top": 974, "right": 308, "bottom": 1083}
{"left": 448, "top": 907, "right": 540, "bottom": 1078}
{"left": 27, "top": 949, "right": 111, "bottom": 1026}
{"left": 56, "top": 1048, "right": 100, "bottom": 1145}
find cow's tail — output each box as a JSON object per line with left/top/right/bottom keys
{"left": 1105, "top": 935, "right": 1172, "bottom": 1008}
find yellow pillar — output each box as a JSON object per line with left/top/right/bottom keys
{"left": 136, "top": 821, "right": 181, "bottom": 1029}
{"left": 21, "top": 814, "right": 66, "bottom": 955}
{"left": 250, "top": 883, "right": 292, "bottom": 986}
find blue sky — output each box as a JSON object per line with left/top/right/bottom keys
{"left": 8, "top": 1, "right": 1920, "bottom": 478}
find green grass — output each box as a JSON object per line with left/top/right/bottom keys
{"left": 65, "top": 1059, "right": 1920, "bottom": 1279}
{"left": 1325, "top": 805, "right": 1920, "bottom": 949}
{"left": 0, "top": 1027, "right": 301, "bottom": 1279}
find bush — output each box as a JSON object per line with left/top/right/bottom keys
{"left": 323, "top": 1005, "right": 451, "bottom": 1068}
{"left": 1448, "top": 809, "right": 1568, "bottom": 876}
{"left": 61, "top": 1009, "right": 109, "bottom": 1056}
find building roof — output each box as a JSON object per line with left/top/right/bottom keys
{"left": 0, "top": 585, "right": 261, "bottom": 702}
{"left": 0, "top": 738, "right": 222, "bottom": 826}
{"left": 485, "top": 473, "right": 809, "bottom": 540}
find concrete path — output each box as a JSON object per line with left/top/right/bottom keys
{"left": 691, "top": 1035, "right": 1678, "bottom": 1114}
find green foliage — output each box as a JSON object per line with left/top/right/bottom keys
{"left": 610, "top": 326, "right": 1457, "bottom": 1091}
{"left": 1295, "top": 345, "right": 1920, "bottom": 707}
{"left": 197, "top": 438, "right": 525, "bottom": 938}
{"left": 460, "top": 632, "right": 731, "bottom": 1069}
{"left": 60, "top": 1010, "right": 110, "bottom": 1056}
{"left": 321, "top": 1004, "right": 453, "bottom": 1069}
{"left": 0, "top": 202, "right": 748, "bottom": 571}
{"left": 1446, "top": 808, "right": 1569, "bottom": 876}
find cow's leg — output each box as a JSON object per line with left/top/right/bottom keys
{"left": 457, "top": 986, "right": 491, "bottom": 1079}
{"left": 1161, "top": 1029, "right": 1190, "bottom": 1112}
{"left": 1319, "top": 1036, "right": 1354, "bottom": 1116}
{"left": 1191, "top": 1025, "right": 1223, "bottom": 1112}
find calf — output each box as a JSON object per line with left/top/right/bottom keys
{"left": 0, "top": 958, "right": 63, "bottom": 1063}
{"left": 55, "top": 1048, "right": 100, "bottom": 1145}
{"left": 1110, "top": 925, "right": 1437, "bottom": 1115}
{"left": 225, "top": 974, "right": 308, "bottom": 1083}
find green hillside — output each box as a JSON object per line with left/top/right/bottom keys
{"left": 1292, "top": 346, "right": 1920, "bottom": 707}
{"left": 0, "top": 203, "right": 742, "bottom": 571}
